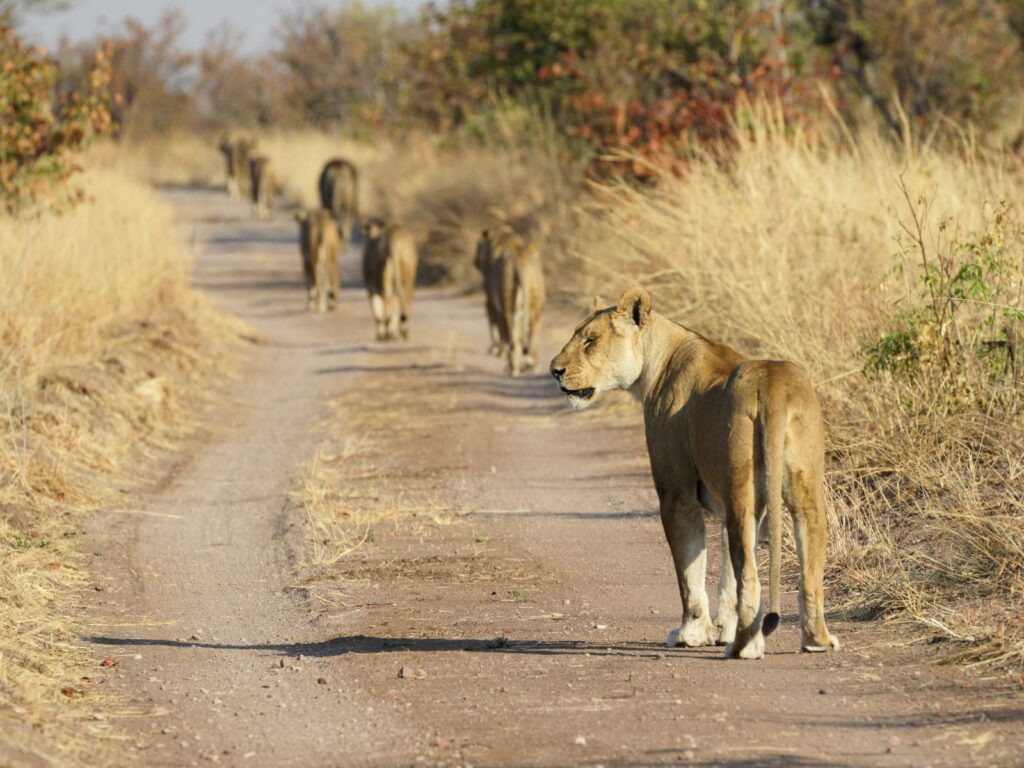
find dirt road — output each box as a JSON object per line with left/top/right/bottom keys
{"left": 84, "top": 189, "right": 1022, "bottom": 767}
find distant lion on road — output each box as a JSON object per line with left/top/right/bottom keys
{"left": 475, "top": 227, "right": 546, "bottom": 376}
{"left": 362, "top": 218, "right": 417, "bottom": 340}
{"left": 319, "top": 159, "right": 359, "bottom": 241}
{"left": 295, "top": 208, "right": 340, "bottom": 312}
{"left": 219, "top": 132, "right": 256, "bottom": 200}
{"left": 249, "top": 155, "right": 277, "bottom": 221}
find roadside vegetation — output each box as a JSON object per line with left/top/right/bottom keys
{"left": 9, "top": 0, "right": 1023, "bottom": 710}
{"left": 1, "top": 19, "right": 240, "bottom": 764}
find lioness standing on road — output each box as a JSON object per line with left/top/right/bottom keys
{"left": 318, "top": 159, "right": 359, "bottom": 241}
{"left": 294, "top": 208, "right": 340, "bottom": 312}
{"left": 218, "top": 132, "right": 256, "bottom": 200}
{"left": 362, "top": 218, "right": 417, "bottom": 340}
{"left": 550, "top": 288, "right": 840, "bottom": 660}
{"left": 249, "top": 155, "right": 276, "bottom": 221}
{"left": 474, "top": 227, "right": 546, "bottom": 376}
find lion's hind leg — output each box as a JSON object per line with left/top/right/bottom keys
{"left": 723, "top": 475, "right": 765, "bottom": 660}
{"left": 788, "top": 469, "right": 841, "bottom": 653}
{"left": 715, "top": 520, "right": 738, "bottom": 645}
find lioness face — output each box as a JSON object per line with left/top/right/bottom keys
{"left": 550, "top": 289, "right": 651, "bottom": 409}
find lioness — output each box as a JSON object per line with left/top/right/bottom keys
{"left": 362, "top": 218, "right": 417, "bottom": 340}
{"left": 294, "top": 208, "right": 340, "bottom": 312}
{"left": 550, "top": 288, "right": 840, "bottom": 659}
{"left": 319, "top": 159, "right": 359, "bottom": 241}
{"left": 218, "top": 133, "right": 256, "bottom": 200}
{"left": 474, "top": 227, "right": 546, "bottom": 376}
{"left": 249, "top": 155, "right": 277, "bottom": 221}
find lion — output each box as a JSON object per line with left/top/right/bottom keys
{"left": 474, "top": 227, "right": 546, "bottom": 376}
{"left": 361, "top": 218, "right": 417, "bottom": 340}
{"left": 294, "top": 208, "right": 340, "bottom": 312}
{"left": 218, "top": 132, "right": 256, "bottom": 200}
{"left": 249, "top": 155, "right": 277, "bottom": 221}
{"left": 550, "top": 287, "right": 840, "bottom": 660}
{"left": 318, "top": 158, "right": 359, "bottom": 241}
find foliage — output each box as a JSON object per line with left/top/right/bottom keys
{"left": 0, "top": 19, "right": 112, "bottom": 211}
{"left": 271, "top": 2, "right": 404, "bottom": 132}
{"left": 401, "top": 1, "right": 815, "bottom": 177}
{"left": 807, "top": 0, "right": 1024, "bottom": 137}
{"left": 866, "top": 181, "right": 1024, "bottom": 413}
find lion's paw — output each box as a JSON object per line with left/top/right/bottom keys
{"left": 715, "top": 615, "right": 737, "bottom": 646}
{"left": 667, "top": 617, "right": 718, "bottom": 648}
{"left": 725, "top": 632, "right": 765, "bottom": 660}
{"left": 802, "top": 632, "right": 841, "bottom": 653}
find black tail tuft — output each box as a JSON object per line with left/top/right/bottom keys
{"left": 762, "top": 612, "right": 780, "bottom": 637}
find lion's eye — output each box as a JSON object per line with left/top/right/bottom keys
{"left": 582, "top": 337, "right": 594, "bottom": 350}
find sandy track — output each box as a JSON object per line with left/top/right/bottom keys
{"left": 83, "top": 190, "right": 1022, "bottom": 767}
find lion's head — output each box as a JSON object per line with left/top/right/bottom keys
{"left": 362, "top": 217, "right": 386, "bottom": 241}
{"left": 550, "top": 287, "right": 652, "bottom": 409}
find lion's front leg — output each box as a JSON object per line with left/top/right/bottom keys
{"left": 661, "top": 497, "right": 716, "bottom": 648}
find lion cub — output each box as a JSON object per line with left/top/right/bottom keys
{"left": 551, "top": 288, "right": 840, "bottom": 660}
{"left": 294, "top": 208, "right": 340, "bottom": 312}
{"left": 249, "top": 155, "right": 277, "bottom": 221}
{"left": 361, "top": 218, "right": 418, "bottom": 340}
{"left": 474, "top": 227, "right": 546, "bottom": 376}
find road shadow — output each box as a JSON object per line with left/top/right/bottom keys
{"left": 596, "top": 755, "right": 854, "bottom": 768}
{"left": 88, "top": 634, "right": 711, "bottom": 661}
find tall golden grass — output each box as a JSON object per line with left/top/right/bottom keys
{"left": 0, "top": 167, "right": 238, "bottom": 763}
{"left": 573, "top": 105, "right": 1024, "bottom": 670}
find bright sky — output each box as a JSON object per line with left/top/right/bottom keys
{"left": 22, "top": 0, "right": 425, "bottom": 53}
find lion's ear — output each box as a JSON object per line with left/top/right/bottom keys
{"left": 591, "top": 295, "right": 608, "bottom": 312}
{"left": 616, "top": 287, "right": 652, "bottom": 327}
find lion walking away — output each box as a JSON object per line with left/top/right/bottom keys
{"left": 249, "top": 155, "right": 276, "bottom": 220}
{"left": 550, "top": 287, "right": 840, "bottom": 660}
{"left": 318, "top": 158, "right": 359, "bottom": 242}
{"left": 362, "top": 218, "right": 417, "bottom": 341}
{"left": 218, "top": 132, "right": 256, "bottom": 201}
{"left": 294, "top": 208, "right": 340, "bottom": 312}
{"left": 474, "top": 227, "right": 546, "bottom": 376}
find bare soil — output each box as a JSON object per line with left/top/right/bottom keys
{"left": 83, "top": 190, "right": 1023, "bottom": 768}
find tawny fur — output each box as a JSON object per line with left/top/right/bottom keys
{"left": 294, "top": 208, "right": 340, "bottom": 312}
{"left": 550, "top": 287, "right": 840, "bottom": 660}
{"left": 218, "top": 132, "right": 256, "bottom": 201}
{"left": 474, "top": 227, "right": 546, "bottom": 376}
{"left": 318, "top": 159, "right": 359, "bottom": 242}
{"left": 249, "top": 155, "right": 277, "bottom": 221}
{"left": 362, "top": 218, "right": 417, "bottom": 340}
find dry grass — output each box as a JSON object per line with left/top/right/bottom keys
{"left": 0, "top": 166, "right": 240, "bottom": 764}
{"left": 365, "top": 132, "right": 577, "bottom": 286}
{"left": 296, "top": 376, "right": 462, "bottom": 576}
{"left": 90, "top": 133, "right": 225, "bottom": 189}
{"left": 572, "top": 105, "right": 1024, "bottom": 672}
{"left": 258, "top": 130, "right": 381, "bottom": 209}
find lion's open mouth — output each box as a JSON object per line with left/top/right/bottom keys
{"left": 560, "top": 386, "right": 595, "bottom": 400}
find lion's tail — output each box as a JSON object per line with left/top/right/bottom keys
{"left": 761, "top": 384, "right": 787, "bottom": 637}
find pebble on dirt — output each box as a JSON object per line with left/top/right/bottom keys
{"left": 398, "top": 666, "right": 427, "bottom": 679}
